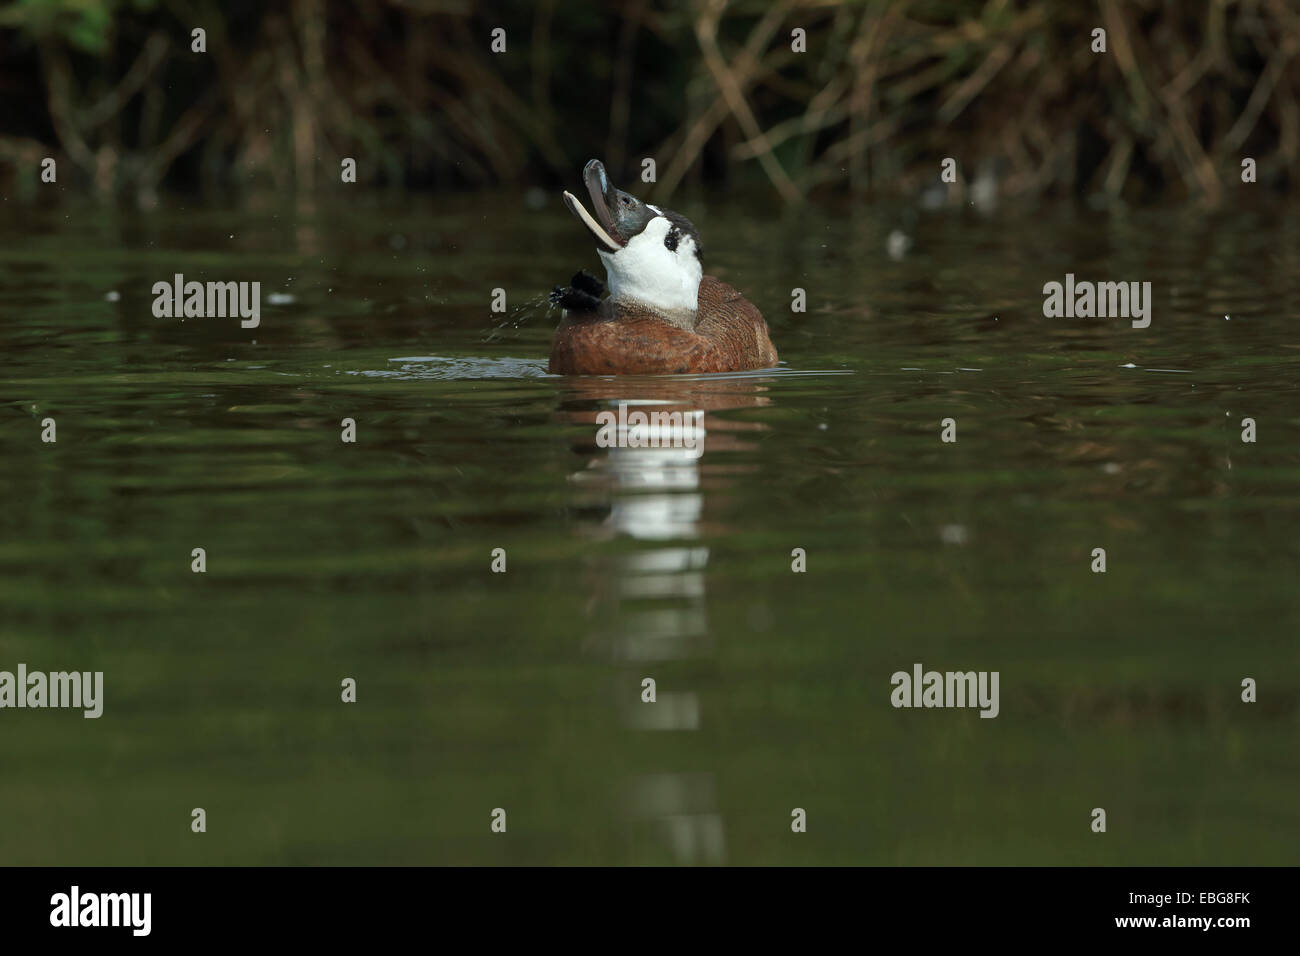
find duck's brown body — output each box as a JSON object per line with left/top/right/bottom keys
{"left": 548, "top": 275, "right": 778, "bottom": 375}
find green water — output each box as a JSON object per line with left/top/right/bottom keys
{"left": 1, "top": 192, "right": 1297, "bottom": 865}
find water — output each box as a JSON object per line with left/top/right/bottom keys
{"left": 1, "top": 192, "right": 1297, "bottom": 864}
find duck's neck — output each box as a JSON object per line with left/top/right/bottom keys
{"left": 598, "top": 246, "right": 702, "bottom": 330}
{"left": 610, "top": 296, "right": 698, "bottom": 331}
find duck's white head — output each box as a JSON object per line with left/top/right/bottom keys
{"left": 563, "top": 160, "right": 702, "bottom": 322}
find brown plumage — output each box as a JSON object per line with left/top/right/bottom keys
{"left": 548, "top": 275, "right": 779, "bottom": 375}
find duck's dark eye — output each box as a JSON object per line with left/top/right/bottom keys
{"left": 621, "top": 196, "right": 632, "bottom": 206}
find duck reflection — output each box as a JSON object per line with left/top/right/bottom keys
{"left": 558, "top": 373, "right": 775, "bottom": 864}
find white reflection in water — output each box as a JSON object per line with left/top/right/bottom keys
{"left": 604, "top": 447, "right": 704, "bottom": 540}
{"left": 626, "top": 772, "right": 725, "bottom": 866}
{"left": 625, "top": 691, "right": 700, "bottom": 730}
{"left": 577, "top": 400, "right": 725, "bottom": 863}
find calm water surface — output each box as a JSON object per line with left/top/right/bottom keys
{"left": 1, "top": 192, "right": 1297, "bottom": 864}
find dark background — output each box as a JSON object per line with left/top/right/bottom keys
{"left": 1, "top": 0, "right": 1295, "bottom": 205}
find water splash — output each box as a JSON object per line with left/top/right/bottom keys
{"left": 482, "top": 292, "right": 556, "bottom": 344}
{"left": 349, "top": 356, "right": 550, "bottom": 380}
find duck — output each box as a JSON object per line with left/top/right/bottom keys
{"left": 548, "top": 160, "right": 778, "bottom": 375}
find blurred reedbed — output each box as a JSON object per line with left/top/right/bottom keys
{"left": 0, "top": 0, "right": 1296, "bottom": 205}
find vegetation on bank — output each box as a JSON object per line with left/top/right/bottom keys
{"left": 1, "top": 0, "right": 1296, "bottom": 204}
